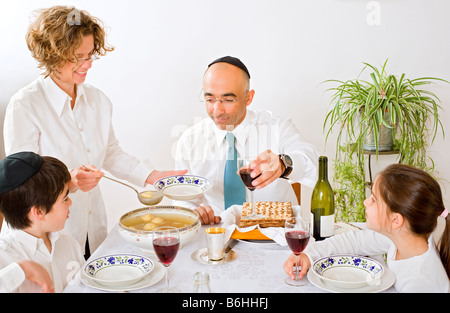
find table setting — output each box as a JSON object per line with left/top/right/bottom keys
{"left": 65, "top": 221, "right": 396, "bottom": 293}
{"left": 63, "top": 173, "right": 396, "bottom": 293}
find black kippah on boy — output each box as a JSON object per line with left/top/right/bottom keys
{"left": 208, "top": 56, "right": 251, "bottom": 79}
{"left": 0, "top": 152, "right": 43, "bottom": 194}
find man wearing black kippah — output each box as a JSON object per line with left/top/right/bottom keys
{"left": 174, "top": 56, "right": 319, "bottom": 225}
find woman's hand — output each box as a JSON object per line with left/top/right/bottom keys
{"left": 283, "top": 253, "right": 311, "bottom": 280}
{"left": 145, "top": 169, "right": 188, "bottom": 185}
{"left": 69, "top": 165, "right": 104, "bottom": 192}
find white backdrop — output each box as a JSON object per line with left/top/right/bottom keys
{"left": 1, "top": 0, "right": 449, "bottom": 232}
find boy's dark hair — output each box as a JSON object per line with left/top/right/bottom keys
{"left": 0, "top": 156, "right": 71, "bottom": 229}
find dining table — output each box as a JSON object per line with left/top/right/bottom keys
{"left": 64, "top": 220, "right": 396, "bottom": 294}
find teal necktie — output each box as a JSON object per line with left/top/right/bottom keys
{"left": 224, "top": 133, "right": 246, "bottom": 209}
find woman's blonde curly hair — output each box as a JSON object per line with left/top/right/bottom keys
{"left": 26, "top": 6, "right": 114, "bottom": 77}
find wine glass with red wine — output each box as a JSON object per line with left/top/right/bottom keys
{"left": 285, "top": 216, "right": 310, "bottom": 286}
{"left": 152, "top": 226, "right": 181, "bottom": 292}
{"left": 237, "top": 156, "right": 265, "bottom": 219}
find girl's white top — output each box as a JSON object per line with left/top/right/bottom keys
{"left": 304, "top": 229, "right": 449, "bottom": 292}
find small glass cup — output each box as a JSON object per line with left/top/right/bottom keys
{"left": 193, "top": 271, "right": 212, "bottom": 293}
{"left": 205, "top": 227, "right": 225, "bottom": 261}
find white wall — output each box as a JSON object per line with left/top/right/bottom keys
{"left": 1, "top": 0, "right": 449, "bottom": 232}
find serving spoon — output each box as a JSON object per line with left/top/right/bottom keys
{"left": 81, "top": 165, "right": 163, "bottom": 205}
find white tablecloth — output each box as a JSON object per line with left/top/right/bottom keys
{"left": 64, "top": 222, "right": 396, "bottom": 293}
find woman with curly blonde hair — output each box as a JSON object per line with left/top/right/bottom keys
{"left": 26, "top": 5, "right": 114, "bottom": 81}
{"left": 3, "top": 6, "right": 186, "bottom": 258}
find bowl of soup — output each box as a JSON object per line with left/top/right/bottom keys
{"left": 118, "top": 205, "right": 200, "bottom": 251}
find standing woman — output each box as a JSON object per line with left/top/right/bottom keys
{"left": 3, "top": 6, "right": 186, "bottom": 256}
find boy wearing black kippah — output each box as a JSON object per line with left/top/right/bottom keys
{"left": 0, "top": 152, "right": 84, "bottom": 292}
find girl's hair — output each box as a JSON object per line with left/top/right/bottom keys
{"left": 377, "top": 163, "right": 450, "bottom": 279}
{"left": 0, "top": 156, "right": 71, "bottom": 229}
{"left": 25, "top": 6, "right": 114, "bottom": 77}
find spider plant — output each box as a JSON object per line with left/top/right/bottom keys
{"left": 323, "top": 59, "right": 447, "bottom": 222}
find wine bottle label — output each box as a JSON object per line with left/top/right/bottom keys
{"left": 320, "top": 214, "right": 335, "bottom": 237}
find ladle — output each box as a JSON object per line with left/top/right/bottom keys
{"left": 82, "top": 165, "right": 163, "bottom": 205}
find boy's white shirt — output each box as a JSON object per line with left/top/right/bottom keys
{"left": 304, "top": 229, "right": 449, "bottom": 292}
{"left": 0, "top": 263, "right": 26, "bottom": 293}
{"left": 0, "top": 229, "right": 84, "bottom": 292}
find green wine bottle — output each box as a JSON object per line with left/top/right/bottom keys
{"left": 311, "top": 156, "right": 335, "bottom": 241}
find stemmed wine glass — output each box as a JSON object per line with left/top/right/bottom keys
{"left": 284, "top": 216, "right": 310, "bottom": 286}
{"left": 152, "top": 226, "right": 180, "bottom": 293}
{"left": 237, "top": 156, "right": 265, "bottom": 219}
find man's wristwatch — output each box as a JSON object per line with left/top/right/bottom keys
{"left": 279, "top": 154, "right": 293, "bottom": 179}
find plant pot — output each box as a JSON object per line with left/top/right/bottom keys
{"left": 364, "top": 123, "right": 394, "bottom": 151}
{"left": 358, "top": 108, "right": 396, "bottom": 152}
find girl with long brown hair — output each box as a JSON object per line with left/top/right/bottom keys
{"left": 284, "top": 163, "right": 449, "bottom": 292}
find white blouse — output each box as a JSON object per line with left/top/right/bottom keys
{"left": 0, "top": 229, "right": 84, "bottom": 293}
{"left": 303, "top": 229, "right": 449, "bottom": 292}
{"left": 3, "top": 76, "right": 152, "bottom": 251}
{"left": 174, "top": 109, "right": 319, "bottom": 213}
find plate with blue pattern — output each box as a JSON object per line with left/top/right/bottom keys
{"left": 311, "top": 255, "right": 385, "bottom": 289}
{"left": 84, "top": 254, "right": 154, "bottom": 287}
{"left": 154, "top": 175, "right": 212, "bottom": 200}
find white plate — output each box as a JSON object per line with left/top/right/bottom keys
{"left": 84, "top": 254, "right": 153, "bottom": 287}
{"left": 154, "top": 175, "right": 212, "bottom": 200}
{"left": 311, "top": 255, "right": 384, "bottom": 289}
{"left": 307, "top": 266, "right": 396, "bottom": 293}
{"left": 164, "top": 185, "right": 203, "bottom": 199}
{"left": 80, "top": 262, "right": 165, "bottom": 292}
